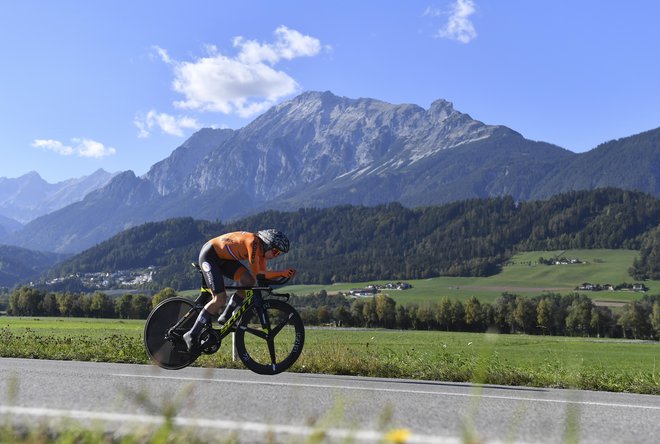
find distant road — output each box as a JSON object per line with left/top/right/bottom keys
{"left": 0, "top": 358, "right": 658, "bottom": 443}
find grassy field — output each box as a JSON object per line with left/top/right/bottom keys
{"left": 283, "top": 249, "right": 658, "bottom": 305}
{"left": 0, "top": 317, "right": 144, "bottom": 337}
{"left": 1, "top": 316, "right": 658, "bottom": 394}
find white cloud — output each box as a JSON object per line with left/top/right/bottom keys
{"left": 437, "top": 0, "right": 478, "bottom": 44}
{"left": 235, "top": 26, "right": 322, "bottom": 64}
{"left": 73, "top": 138, "right": 117, "bottom": 158}
{"left": 155, "top": 26, "right": 323, "bottom": 118}
{"left": 31, "top": 139, "right": 74, "bottom": 156}
{"left": 134, "top": 110, "right": 200, "bottom": 138}
{"left": 32, "top": 138, "right": 116, "bottom": 158}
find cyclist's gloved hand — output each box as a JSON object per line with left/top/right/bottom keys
{"left": 283, "top": 268, "right": 296, "bottom": 279}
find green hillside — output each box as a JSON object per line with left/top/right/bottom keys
{"left": 42, "top": 188, "right": 660, "bottom": 292}
{"left": 284, "top": 249, "right": 657, "bottom": 305}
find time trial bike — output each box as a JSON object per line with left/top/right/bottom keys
{"left": 143, "top": 263, "right": 304, "bottom": 375}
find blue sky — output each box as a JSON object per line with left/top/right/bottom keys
{"left": 2, "top": 1, "right": 659, "bottom": 183}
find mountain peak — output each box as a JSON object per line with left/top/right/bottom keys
{"left": 295, "top": 90, "right": 337, "bottom": 102}
{"left": 429, "top": 98, "right": 454, "bottom": 111}
{"left": 24, "top": 170, "right": 44, "bottom": 179}
{"left": 427, "top": 98, "right": 457, "bottom": 122}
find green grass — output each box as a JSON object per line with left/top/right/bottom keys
{"left": 1, "top": 316, "right": 658, "bottom": 394}
{"left": 284, "top": 249, "right": 658, "bottom": 304}
{"left": 0, "top": 317, "right": 143, "bottom": 337}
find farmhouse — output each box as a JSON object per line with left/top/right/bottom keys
{"left": 349, "top": 281, "right": 413, "bottom": 296}
{"left": 349, "top": 286, "right": 378, "bottom": 297}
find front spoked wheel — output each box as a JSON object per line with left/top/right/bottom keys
{"left": 234, "top": 300, "right": 305, "bottom": 375}
{"left": 144, "top": 297, "right": 200, "bottom": 370}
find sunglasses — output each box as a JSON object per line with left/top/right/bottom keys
{"left": 271, "top": 248, "right": 282, "bottom": 257}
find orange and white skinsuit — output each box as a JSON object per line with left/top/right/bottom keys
{"left": 198, "top": 231, "right": 295, "bottom": 314}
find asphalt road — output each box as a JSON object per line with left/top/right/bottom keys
{"left": 0, "top": 358, "right": 658, "bottom": 443}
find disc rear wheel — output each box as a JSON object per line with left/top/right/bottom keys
{"left": 143, "top": 297, "right": 199, "bottom": 370}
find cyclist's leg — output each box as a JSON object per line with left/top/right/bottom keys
{"left": 218, "top": 265, "right": 254, "bottom": 323}
{"left": 184, "top": 243, "right": 229, "bottom": 350}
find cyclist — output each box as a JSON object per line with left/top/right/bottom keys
{"left": 183, "top": 229, "right": 296, "bottom": 351}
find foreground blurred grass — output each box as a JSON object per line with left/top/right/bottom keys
{"left": 1, "top": 317, "right": 659, "bottom": 394}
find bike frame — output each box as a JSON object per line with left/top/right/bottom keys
{"left": 191, "top": 274, "right": 287, "bottom": 342}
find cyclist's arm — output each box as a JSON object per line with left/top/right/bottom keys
{"left": 246, "top": 235, "right": 295, "bottom": 281}
{"left": 249, "top": 249, "right": 295, "bottom": 281}
{"left": 262, "top": 269, "right": 296, "bottom": 280}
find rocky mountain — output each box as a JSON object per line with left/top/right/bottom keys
{"left": 176, "top": 92, "right": 572, "bottom": 208}
{"left": 3, "top": 91, "right": 660, "bottom": 254}
{"left": 0, "top": 169, "right": 118, "bottom": 225}
{"left": 145, "top": 127, "right": 235, "bottom": 195}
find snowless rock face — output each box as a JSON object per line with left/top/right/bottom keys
{"left": 174, "top": 91, "right": 507, "bottom": 201}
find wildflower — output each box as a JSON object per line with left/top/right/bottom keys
{"left": 385, "top": 428, "right": 411, "bottom": 443}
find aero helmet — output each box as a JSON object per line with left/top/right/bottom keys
{"left": 256, "top": 229, "right": 290, "bottom": 253}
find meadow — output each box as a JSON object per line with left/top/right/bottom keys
{"left": 1, "top": 316, "right": 658, "bottom": 395}
{"left": 283, "top": 249, "right": 657, "bottom": 305}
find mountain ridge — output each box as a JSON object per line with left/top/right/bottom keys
{"left": 0, "top": 168, "right": 118, "bottom": 226}
{"left": 3, "top": 91, "right": 660, "bottom": 254}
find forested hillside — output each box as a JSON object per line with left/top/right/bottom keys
{"left": 42, "top": 188, "right": 660, "bottom": 290}
{"left": 0, "top": 245, "right": 65, "bottom": 289}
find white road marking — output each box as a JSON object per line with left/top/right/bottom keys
{"left": 0, "top": 405, "right": 461, "bottom": 444}
{"left": 113, "top": 373, "right": 660, "bottom": 411}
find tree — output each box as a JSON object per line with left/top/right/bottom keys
{"left": 618, "top": 301, "right": 652, "bottom": 339}
{"left": 39, "top": 293, "right": 59, "bottom": 316}
{"left": 56, "top": 293, "right": 76, "bottom": 317}
{"left": 565, "top": 297, "right": 594, "bottom": 336}
{"left": 374, "top": 294, "right": 396, "bottom": 328}
{"left": 316, "top": 306, "right": 331, "bottom": 324}
{"left": 90, "top": 292, "right": 114, "bottom": 318}
{"left": 436, "top": 297, "right": 453, "bottom": 331}
{"left": 333, "top": 305, "right": 352, "bottom": 327}
{"left": 651, "top": 302, "right": 660, "bottom": 339}
{"left": 395, "top": 304, "right": 411, "bottom": 329}
{"left": 629, "top": 226, "right": 660, "bottom": 280}
{"left": 417, "top": 303, "right": 436, "bottom": 330}
{"left": 492, "top": 293, "right": 517, "bottom": 333}
{"left": 407, "top": 304, "right": 420, "bottom": 329}
{"left": 450, "top": 300, "right": 465, "bottom": 331}
{"left": 77, "top": 294, "right": 92, "bottom": 317}
{"left": 536, "top": 297, "right": 555, "bottom": 335}
{"left": 131, "top": 294, "right": 152, "bottom": 319}
{"left": 590, "top": 306, "right": 615, "bottom": 338}
{"left": 362, "top": 298, "right": 378, "bottom": 328}
{"left": 14, "top": 287, "right": 44, "bottom": 316}
{"left": 151, "top": 287, "right": 178, "bottom": 308}
{"left": 350, "top": 299, "right": 366, "bottom": 326}
{"left": 464, "top": 296, "right": 484, "bottom": 331}
{"left": 513, "top": 296, "right": 536, "bottom": 334}
{"left": 115, "top": 294, "right": 134, "bottom": 319}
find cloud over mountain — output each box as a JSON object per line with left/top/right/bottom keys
{"left": 157, "top": 26, "right": 324, "bottom": 118}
